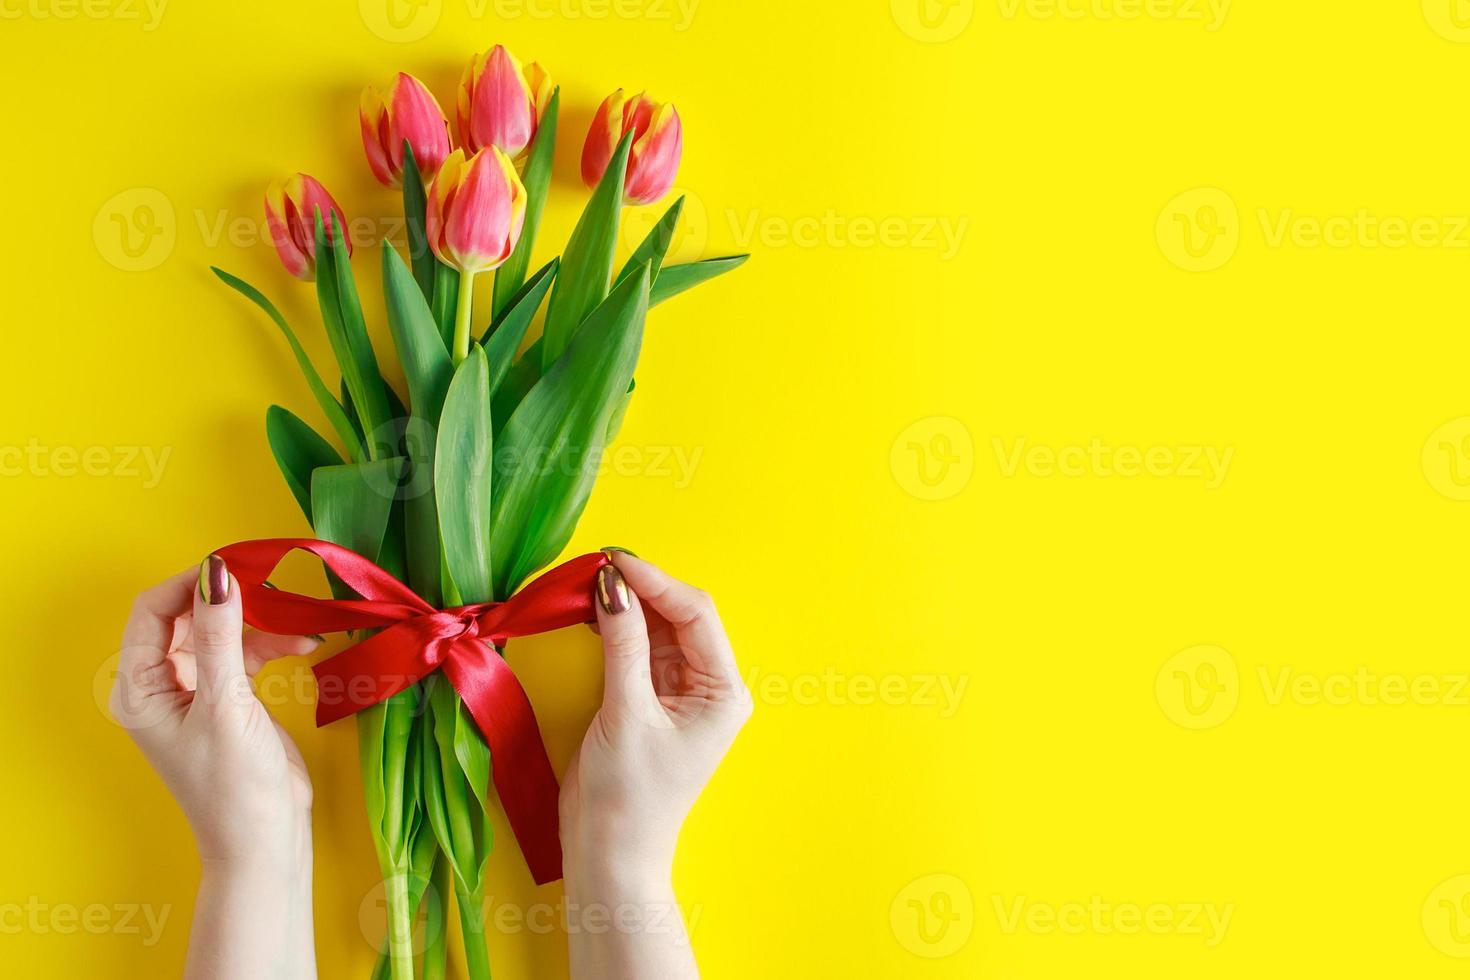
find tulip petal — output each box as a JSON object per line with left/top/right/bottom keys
{"left": 626, "top": 104, "right": 682, "bottom": 205}
{"left": 580, "top": 89, "right": 626, "bottom": 188}
{"left": 390, "top": 72, "right": 452, "bottom": 179}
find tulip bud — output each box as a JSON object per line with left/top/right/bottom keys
{"left": 425, "top": 147, "right": 527, "bottom": 274}
{"left": 263, "top": 174, "right": 351, "bottom": 281}
{"left": 360, "top": 72, "right": 453, "bottom": 188}
{"left": 581, "top": 89, "right": 683, "bottom": 206}
{"left": 456, "top": 45, "right": 554, "bottom": 160}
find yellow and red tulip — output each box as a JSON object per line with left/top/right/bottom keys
{"left": 425, "top": 147, "right": 527, "bottom": 274}
{"left": 581, "top": 89, "right": 683, "bottom": 205}
{"left": 263, "top": 173, "right": 351, "bottom": 281}
{"left": 426, "top": 147, "right": 528, "bottom": 364}
{"left": 360, "top": 72, "right": 453, "bottom": 188}
{"left": 456, "top": 45, "right": 554, "bottom": 161}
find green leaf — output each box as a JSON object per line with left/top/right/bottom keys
{"left": 310, "top": 458, "right": 405, "bottom": 597}
{"left": 481, "top": 257, "right": 557, "bottom": 396}
{"left": 491, "top": 337, "right": 542, "bottom": 440}
{"left": 213, "top": 267, "right": 364, "bottom": 462}
{"left": 431, "top": 262, "right": 460, "bottom": 350}
{"left": 314, "top": 211, "right": 392, "bottom": 459}
{"left": 615, "top": 196, "right": 684, "bottom": 290}
{"left": 382, "top": 245, "right": 454, "bottom": 413}
{"left": 492, "top": 264, "right": 650, "bottom": 596}
{"left": 540, "top": 131, "right": 633, "bottom": 370}
{"left": 401, "top": 143, "right": 435, "bottom": 304}
{"left": 605, "top": 377, "right": 636, "bottom": 443}
{"left": 264, "top": 404, "right": 343, "bottom": 522}
{"left": 492, "top": 88, "right": 559, "bottom": 320}
{"left": 382, "top": 243, "right": 457, "bottom": 604}
{"left": 650, "top": 254, "right": 750, "bottom": 307}
{"left": 435, "top": 346, "right": 494, "bottom": 606}
{"left": 425, "top": 677, "right": 490, "bottom": 897}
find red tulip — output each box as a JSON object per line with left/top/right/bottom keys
{"left": 456, "top": 45, "right": 554, "bottom": 161}
{"left": 263, "top": 173, "right": 350, "bottom": 281}
{"left": 360, "top": 73, "right": 453, "bottom": 188}
{"left": 581, "top": 89, "right": 682, "bottom": 205}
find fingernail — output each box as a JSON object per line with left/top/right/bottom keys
{"left": 601, "top": 546, "right": 639, "bottom": 558}
{"left": 597, "top": 564, "right": 631, "bottom": 615}
{"left": 199, "top": 555, "right": 229, "bottom": 605}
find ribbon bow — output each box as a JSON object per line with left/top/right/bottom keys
{"left": 213, "top": 537, "right": 611, "bottom": 885}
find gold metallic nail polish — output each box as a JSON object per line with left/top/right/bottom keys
{"left": 597, "top": 563, "right": 631, "bottom": 615}
{"left": 199, "top": 555, "right": 229, "bottom": 605}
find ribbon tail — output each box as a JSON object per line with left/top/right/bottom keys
{"left": 442, "top": 638, "right": 564, "bottom": 885}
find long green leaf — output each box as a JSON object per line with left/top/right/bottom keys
{"left": 539, "top": 131, "right": 633, "bottom": 370}
{"left": 314, "top": 212, "right": 392, "bottom": 459}
{"left": 382, "top": 244, "right": 456, "bottom": 603}
{"left": 431, "top": 262, "right": 460, "bottom": 350}
{"left": 481, "top": 257, "right": 556, "bottom": 396}
{"left": 492, "top": 264, "right": 650, "bottom": 596}
{"left": 382, "top": 245, "right": 454, "bottom": 411}
{"left": 615, "top": 196, "right": 684, "bottom": 289}
{"left": 435, "top": 346, "right": 493, "bottom": 605}
{"left": 264, "top": 404, "right": 343, "bottom": 522}
{"left": 491, "top": 337, "right": 542, "bottom": 440}
{"left": 492, "top": 88, "right": 559, "bottom": 319}
{"left": 425, "top": 677, "right": 490, "bottom": 896}
{"left": 213, "top": 267, "right": 363, "bottom": 461}
{"left": 650, "top": 254, "right": 750, "bottom": 307}
{"left": 401, "top": 143, "right": 435, "bottom": 304}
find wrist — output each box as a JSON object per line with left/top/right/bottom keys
{"left": 562, "top": 816, "right": 676, "bottom": 894}
{"left": 197, "top": 808, "right": 313, "bottom": 880}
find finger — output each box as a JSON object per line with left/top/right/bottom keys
{"left": 594, "top": 561, "right": 658, "bottom": 715}
{"left": 609, "top": 553, "right": 742, "bottom": 690}
{"left": 119, "top": 567, "right": 197, "bottom": 674}
{"left": 115, "top": 568, "right": 198, "bottom": 729}
{"left": 242, "top": 630, "right": 322, "bottom": 676}
{"left": 190, "top": 554, "right": 247, "bottom": 709}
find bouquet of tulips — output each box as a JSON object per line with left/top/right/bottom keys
{"left": 210, "top": 46, "right": 745, "bottom": 980}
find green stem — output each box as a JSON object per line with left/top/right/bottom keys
{"left": 384, "top": 871, "right": 416, "bottom": 980}
{"left": 456, "top": 883, "right": 493, "bottom": 980}
{"left": 453, "top": 268, "right": 477, "bottom": 366}
{"left": 422, "top": 858, "right": 449, "bottom": 980}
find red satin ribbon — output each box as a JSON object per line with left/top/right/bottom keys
{"left": 213, "top": 537, "right": 610, "bottom": 886}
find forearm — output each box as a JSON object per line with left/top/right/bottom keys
{"left": 564, "top": 839, "right": 697, "bottom": 980}
{"left": 184, "top": 833, "right": 316, "bottom": 980}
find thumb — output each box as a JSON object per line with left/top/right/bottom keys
{"left": 594, "top": 561, "right": 657, "bottom": 717}
{"left": 191, "top": 554, "right": 247, "bottom": 710}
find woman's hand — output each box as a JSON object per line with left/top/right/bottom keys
{"left": 560, "top": 551, "right": 752, "bottom": 980}
{"left": 112, "top": 555, "right": 319, "bottom": 979}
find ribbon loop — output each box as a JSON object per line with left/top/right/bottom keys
{"left": 212, "top": 538, "right": 611, "bottom": 885}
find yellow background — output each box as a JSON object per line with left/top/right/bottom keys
{"left": 5, "top": 0, "right": 1470, "bottom": 975}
